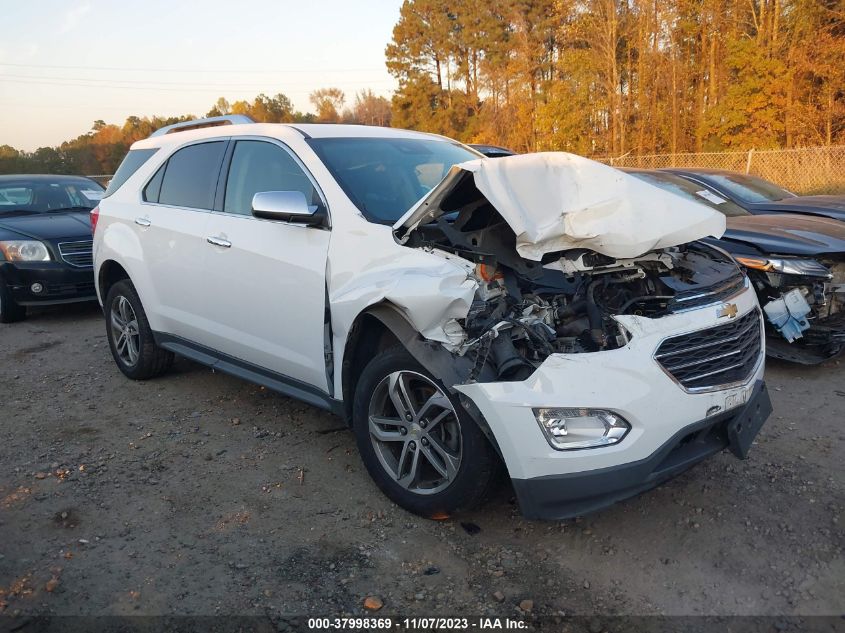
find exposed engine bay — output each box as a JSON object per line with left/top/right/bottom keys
{"left": 405, "top": 199, "right": 744, "bottom": 382}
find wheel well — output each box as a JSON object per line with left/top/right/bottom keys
{"left": 98, "top": 260, "right": 130, "bottom": 304}
{"left": 341, "top": 312, "right": 401, "bottom": 424}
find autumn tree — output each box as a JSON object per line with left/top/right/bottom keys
{"left": 353, "top": 90, "right": 393, "bottom": 126}
{"left": 309, "top": 88, "right": 346, "bottom": 122}
{"left": 206, "top": 97, "right": 231, "bottom": 117}
{"left": 385, "top": 0, "right": 845, "bottom": 153}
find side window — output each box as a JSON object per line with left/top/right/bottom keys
{"left": 143, "top": 163, "right": 166, "bottom": 202}
{"left": 158, "top": 141, "right": 226, "bottom": 210}
{"left": 104, "top": 148, "right": 158, "bottom": 197}
{"left": 223, "top": 140, "right": 321, "bottom": 216}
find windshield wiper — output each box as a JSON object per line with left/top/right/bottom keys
{"left": 0, "top": 209, "right": 39, "bottom": 216}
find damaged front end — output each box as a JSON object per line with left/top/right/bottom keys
{"left": 738, "top": 255, "right": 845, "bottom": 363}
{"left": 363, "top": 152, "right": 771, "bottom": 520}
{"left": 401, "top": 209, "right": 745, "bottom": 385}
{"left": 392, "top": 153, "right": 742, "bottom": 385}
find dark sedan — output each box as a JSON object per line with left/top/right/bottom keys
{"left": 627, "top": 168, "right": 845, "bottom": 364}
{"left": 469, "top": 144, "right": 516, "bottom": 158}
{"left": 0, "top": 174, "right": 102, "bottom": 323}
{"left": 662, "top": 168, "right": 845, "bottom": 223}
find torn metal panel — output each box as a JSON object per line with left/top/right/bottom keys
{"left": 329, "top": 247, "right": 476, "bottom": 349}
{"left": 395, "top": 152, "right": 727, "bottom": 260}
{"left": 326, "top": 224, "right": 480, "bottom": 399}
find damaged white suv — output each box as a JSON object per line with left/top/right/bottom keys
{"left": 92, "top": 116, "right": 772, "bottom": 520}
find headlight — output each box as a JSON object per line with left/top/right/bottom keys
{"left": 0, "top": 240, "right": 51, "bottom": 262}
{"left": 735, "top": 256, "right": 831, "bottom": 278}
{"left": 533, "top": 408, "right": 631, "bottom": 450}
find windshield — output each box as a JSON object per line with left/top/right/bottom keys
{"left": 630, "top": 171, "right": 750, "bottom": 217}
{"left": 307, "top": 137, "right": 480, "bottom": 223}
{"left": 0, "top": 178, "right": 104, "bottom": 215}
{"left": 702, "top": 173, "right": 795, "bottom": 204}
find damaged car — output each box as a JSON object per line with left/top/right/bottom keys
{"left": 663, "top": 168, "right": 845, "bottom": 223}
{"left": 93, "top": 117, "right": 772, "bottom": 520}
{"left": 628, "top": 169, "right": 845, "bottom": 364}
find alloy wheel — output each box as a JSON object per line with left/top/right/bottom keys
{"left": 110, "top": 295, "right": 140, "bottom": 366}
{"left": 368, "top": 370, "right": 463, "bottom": 495}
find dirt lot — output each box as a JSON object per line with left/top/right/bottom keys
{"left": 1, "top": 303, "right": 843, "bottom": 622}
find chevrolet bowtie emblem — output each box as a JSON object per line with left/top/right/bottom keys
{"left": 717, "top": 303, "right": 739, "bottom": 319}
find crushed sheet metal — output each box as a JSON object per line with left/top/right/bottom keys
{"left": 395, "top": 152, "right": 727, "bottom": 261}
{"left": 328, "top": 227, "right": 477, "bottom": 351}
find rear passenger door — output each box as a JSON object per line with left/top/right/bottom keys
{"left": 139, "top": 140, "right": 226, "bottom": 343}
{"left": 200, "top": 138, "right": 332, "bottom": 393}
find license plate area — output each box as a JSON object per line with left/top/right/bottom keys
{"left": 727, "top": 382, "right": 773, "bottom": 459}
{"left": 724, "top": 386, "right": 750, "bottom": 412}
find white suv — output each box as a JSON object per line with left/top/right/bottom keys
{"left": 92, "top": 115, "right": 772, "bottom": 520}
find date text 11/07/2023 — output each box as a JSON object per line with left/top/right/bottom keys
{"left": 307, "top": 617, "right": 529, "bottom": 630}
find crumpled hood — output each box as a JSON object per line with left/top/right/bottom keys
{"left": 394, "top": 152, "right": 726, "bottom": 260}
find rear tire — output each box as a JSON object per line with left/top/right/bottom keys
{"left": 353, "top": 346, "right": 500, "bottom": 518}
{"left": 105, "top": 279, "right": 173, "bottom": 379}
{"left": 0, "top": 280, "right": 26, "bottom": 323}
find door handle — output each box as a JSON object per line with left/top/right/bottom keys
{"left": 134, "top": 217, "right": 151, "bottom": 227}
{"left": 206, "top": 236, "right": 232, "bottom": 248}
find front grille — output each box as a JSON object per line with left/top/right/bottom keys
{"left": 669, "top": 271, "right": 747, "bottom": 313}
{"left": 655, "top": 308, "right": 762, "bottom": 391}
{"left": 58, "top": 240, "right": 93, "bottom": 268}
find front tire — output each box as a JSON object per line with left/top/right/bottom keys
{"left": 353, "top": 346, "right": 500, "bottom": 518}
{"left": 105, "top": 279, "right": 173, "bottom": 380}
{"left": 0, "top": 279, "right": 26, "bottom": 323}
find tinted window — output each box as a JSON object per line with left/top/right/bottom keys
{"left": 0, "top": 178, "right": 104, "bottom": 215}
{"left": 308, "top": 137, "right": 478, "bottom": 223}
{"left": 158, "top": 141, "right": 226, "bottom": 210}
{"left": 143, "top": 163, "right": 166, "bottom": 202}
{"left": 631, "top": 171, "right": 749, "bottom": 217}
{"left": 104, "top": 148, "right": 158, "bottom": 197}
{"left": 223, "top": 141, "right": 321, "bottom": 216}
{"left": 702, "top": 173, "right": 795, "bottom": 204}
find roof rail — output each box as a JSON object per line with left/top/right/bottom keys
{"left": 150, "top": 115, "right": 255, "bottom": 138}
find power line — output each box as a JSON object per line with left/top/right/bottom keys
{"left": 0, "top": 73, "right": 394, "bottom": 89}
{"left": 0, "top": 62, "right": 385, "bottom": 74}
{"left": 0, "top": 77, "right": 395, "bottom": 93}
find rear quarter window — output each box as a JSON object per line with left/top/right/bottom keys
{"left": 157, "top": 141, "right": 227, "bottom": 210}
{"left": 104, "top": 148, "right": 159, "bottom": 197}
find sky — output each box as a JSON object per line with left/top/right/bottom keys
{"left": 0, "top": 0, "right": 402, "bottom": 151}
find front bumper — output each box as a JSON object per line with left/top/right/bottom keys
{"left": 1, "top": 262, "right": 96, "bottom": 306}
{"left": 512, "top": 380, "right": 772, "bottom": 520}
{"left": 453, "top": 284, "right": 768, "bottom": 519}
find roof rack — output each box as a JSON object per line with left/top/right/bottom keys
{"left": 149, "top": 115, "right": 255, "bottom": 138}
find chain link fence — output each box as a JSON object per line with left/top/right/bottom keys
{"left": 598, "top": 145, "right": 845, "bottom": 195}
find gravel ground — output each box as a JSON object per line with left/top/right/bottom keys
{"left": 0, "top": 303, "right": 842, "bottom": 620}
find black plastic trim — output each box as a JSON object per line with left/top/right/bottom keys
{"left": 287, "top": 125, "right": 312, "bottom": 139}
{"left": 153, "top": 332, "right": 343, "bottom": 416}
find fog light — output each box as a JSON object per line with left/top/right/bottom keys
{"left": 533, "top": 408, "right": 630, "bottom": 450}
{"left": 30, "top": 282, "right": 44, "bottom": 294}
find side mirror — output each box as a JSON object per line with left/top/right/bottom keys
{"left": 251, "top": 191, "right": 327, "bottom": 227}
